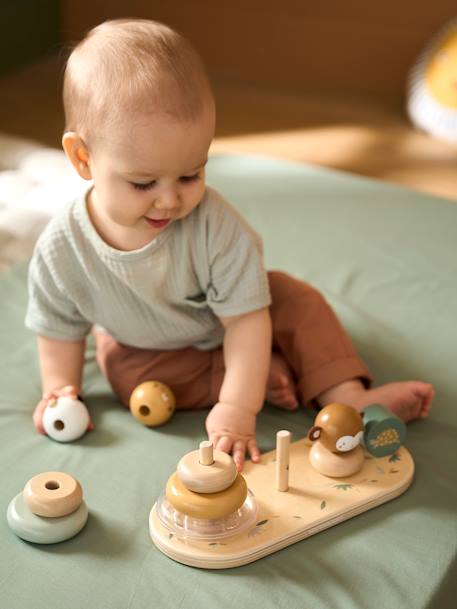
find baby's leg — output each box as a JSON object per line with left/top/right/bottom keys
{"left": 94, "top": 330, "right": 224, "bottom": 409}
{"left": 267, "top": 271, "right": 434, "bottom": 422}
{"left": 268, "top": 270, "right": 371, "bottom": 408}
{"left": 95, "top": 330, "right": 307, "bottom": 413}
{"left": 317, "top": 379, "right": 434, "bottom": 422}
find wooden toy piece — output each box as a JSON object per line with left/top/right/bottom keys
{"left": 7, "top": 472, "right": 88, "bottom": 544}
{"left": 150, "top": 438, "right": 415, "bottom": 569}
{"left": 166, "top": 471, "right": 247, "bottom": 519}
{"left": 308, "top": 403, "right": 364, "bottom": 477}
{"left": 42, "top": 396, "right": 90, "bottom": 442}
{"left": 276, "top": 430, "right": 291, "bottom": 491}
{"left": 23, "top": 472, "right": 83, "bottom": 517}
{"left": 199, "top": 440, "right": 214, "bottom": 465}
{"left": 129, "top": 381, "right": 176, "bottom": 427}
{"left": 23, "top": 472, "right": 82, "bottom": 518}
{"left": 177, "top": 441, "right": 237, "bottom": 493}
{"left": 362, "top": 403, "right": 407, "bottom": 457}
{"left": 309, "top": 441, "right": 365, "bottom": 478}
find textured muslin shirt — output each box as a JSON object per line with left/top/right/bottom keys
{"left": 25, "top": 186, "right": 271, "bottom": 350}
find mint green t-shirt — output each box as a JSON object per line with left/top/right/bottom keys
{"left": 25, "top": 186, "right": 271, "bottom": 350}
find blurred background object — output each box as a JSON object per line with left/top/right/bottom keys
{"left": 0, "top": 0, "right": 456, "bottom": 200}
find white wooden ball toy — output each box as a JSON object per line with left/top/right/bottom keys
{"left": 7, "top": 472, "right": 88, "bottom": 544}
{"left": 129, "top": 381, "right": 176, "bottom": 427}
{"left": 42, "top": 396, "right": 90, "bottom": 442}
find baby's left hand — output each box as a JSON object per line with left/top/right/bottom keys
{"left": 205, "top": 402, "right": 261, "bottom": 471}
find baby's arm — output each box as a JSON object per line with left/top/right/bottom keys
{"left": 33, "top": 335, "right": 87, "bottom": 433}
{"left": 205, "top": 307, "right": 272, "bottom": 470}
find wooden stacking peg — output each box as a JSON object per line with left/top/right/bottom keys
{"left": 199, "top": 440, "right": 214, "bottom": 465}
{"left": 276, "top": 430, "right": 291, "bottom": 491}
{"left": 23, "top": 472, "right": 83, "bottom": 517}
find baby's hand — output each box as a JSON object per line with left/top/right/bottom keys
{"left": 205, "top": 402, "right": 261, "bottom": 471}
{"left": 33, "top": 385, "right": 94, "bottom": 435}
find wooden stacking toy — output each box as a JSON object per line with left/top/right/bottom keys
{"left": 42, "top": 396, "right": 90, "bottom": 442}
{"left": 129, "top": 381, "right": 176, "bottom": 427}
{"left": 149, "top": 431, "right": 414, "bottom": 569}
{"left": 7, "top": 472, "right": 88, "bottom": 544}
{"left": 308, "top": 403, "right": 365, "bottom": 477}
{"left": 362, "top": 403, "right": 407, "bottom": 457}
{"left": 150, "top": 441, "right": 258, "bottom": 548}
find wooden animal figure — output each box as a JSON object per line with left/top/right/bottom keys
{"left": 308, "top": 403, "right": 365, "bottom": 477}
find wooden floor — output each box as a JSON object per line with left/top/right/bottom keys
{"left": 1, "top": 54, "right": 456, "bottom": 201}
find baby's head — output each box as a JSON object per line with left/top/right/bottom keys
{"left": 62, "top": 19, "right": 216, "bottom": 250}
{"left": 63, "top": 18, "right": 214, "bottom": 147}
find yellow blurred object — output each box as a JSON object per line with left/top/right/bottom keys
{"left": 407, "top": 19, "right": 457, "bottom": 144}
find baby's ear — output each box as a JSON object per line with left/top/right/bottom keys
{"left": 62, "top": 132, "right": 92, "bottom": 180}
{"left": 308, "top": 426, "right": 321, "bottom": 442}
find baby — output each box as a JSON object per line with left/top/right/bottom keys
{"left": 27, "top": 19, "right": 434, "bottom": 470}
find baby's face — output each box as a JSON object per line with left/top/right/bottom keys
{"left": 86, "top": 105, "right": 215, "bottom": 250}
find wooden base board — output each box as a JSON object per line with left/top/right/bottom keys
{"left": 149, "top": 439, "right": 414, "bottom": 569}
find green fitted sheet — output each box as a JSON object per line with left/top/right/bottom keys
{"left": 1, "top": 155, "right": 456, "bottom": 609}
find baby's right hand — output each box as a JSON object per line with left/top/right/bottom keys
{"left": 33, "top": 385, "right": 93, "bottom": 435}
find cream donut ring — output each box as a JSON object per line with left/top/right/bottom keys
{"left": 23, "top": 472, "right": 83, "bottom": 518}
{"left": 177, "top": 447, "right": 237, "bottom": 493}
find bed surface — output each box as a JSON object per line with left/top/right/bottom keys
{"left": 1, "top": 154, "right": 456, "bottom": 609}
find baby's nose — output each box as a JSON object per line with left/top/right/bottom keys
{"left": 155, "top": 190, "right": 179, "bottom": 209}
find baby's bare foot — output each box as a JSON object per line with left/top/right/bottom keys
{"left": 266, "top": 352, "right": 299, "bottom": 410}
{"left": 353, "top": 381, "right": 434, "bottom": 422}
{"left": 318, "top": 379, "right": 435, "bottom": 423}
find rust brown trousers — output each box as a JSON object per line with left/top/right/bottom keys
{"left": 95, "top": 271, "right": 371, "bottom": 409}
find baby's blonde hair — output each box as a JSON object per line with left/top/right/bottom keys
{"left": 63, "top": 19, "right": 214, "bottom": 145}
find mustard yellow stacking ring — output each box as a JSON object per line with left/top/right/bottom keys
{"left": 23, "top": 472, "right": 83, "bottom": 518}
{"left": 166, "top": 471, "right": 248, "bottom": 519}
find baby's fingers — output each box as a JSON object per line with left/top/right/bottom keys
{"left": 232, "top": 439, "right": 246, "bottom": 471}
{"left": 247, "top": 439, "right": 261, "bottom": 464}
{"left": 214, "top": 435, "right": 234, "bottom": 455}
{"left": 33, "top": 400, "right": 48, "bottom": 435}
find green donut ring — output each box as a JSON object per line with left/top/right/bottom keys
{"left": 7, "top": 492, "right": 88, "bottom": 544}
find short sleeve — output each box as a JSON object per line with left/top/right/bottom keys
{"left": 25, "top": 249, "right": 92, "bottom": 340}
{"left": 204, "top": 191, "right": 271, "bottom": 317}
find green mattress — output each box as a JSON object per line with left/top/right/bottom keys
{"left": 1, "top": 155, "right": 456, "bottom": 608}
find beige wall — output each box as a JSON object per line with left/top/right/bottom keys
{"left": 61, "top": 1, "right": 456, "bottom": 101}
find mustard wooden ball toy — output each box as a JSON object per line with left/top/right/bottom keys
{"left": 129, "top": 381, "right": 176, "bottom": 427}
{"left": 150, "top": 441, "right": 257, "bottom": 543}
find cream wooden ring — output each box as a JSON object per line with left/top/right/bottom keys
{"left": 166, "top": 472, "right": 248, "bottom": 519}
{"left": 177, "top": 448, "right": 237, "bottom": 493}
{"left": 309, "top": 442, "right": 365, "bottom": 478}
{"left": 23, "top": 472, "right": 83, "bottom": 518}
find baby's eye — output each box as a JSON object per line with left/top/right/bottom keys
{"left": 179, "top": 173, "right": 200, "bottom": 184}
{"left": 131, "top": 180, "right": 156, "bottom": 191}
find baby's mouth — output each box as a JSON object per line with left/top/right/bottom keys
{"left": 145, "top": 217, "right": 171, "bottom": 229}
